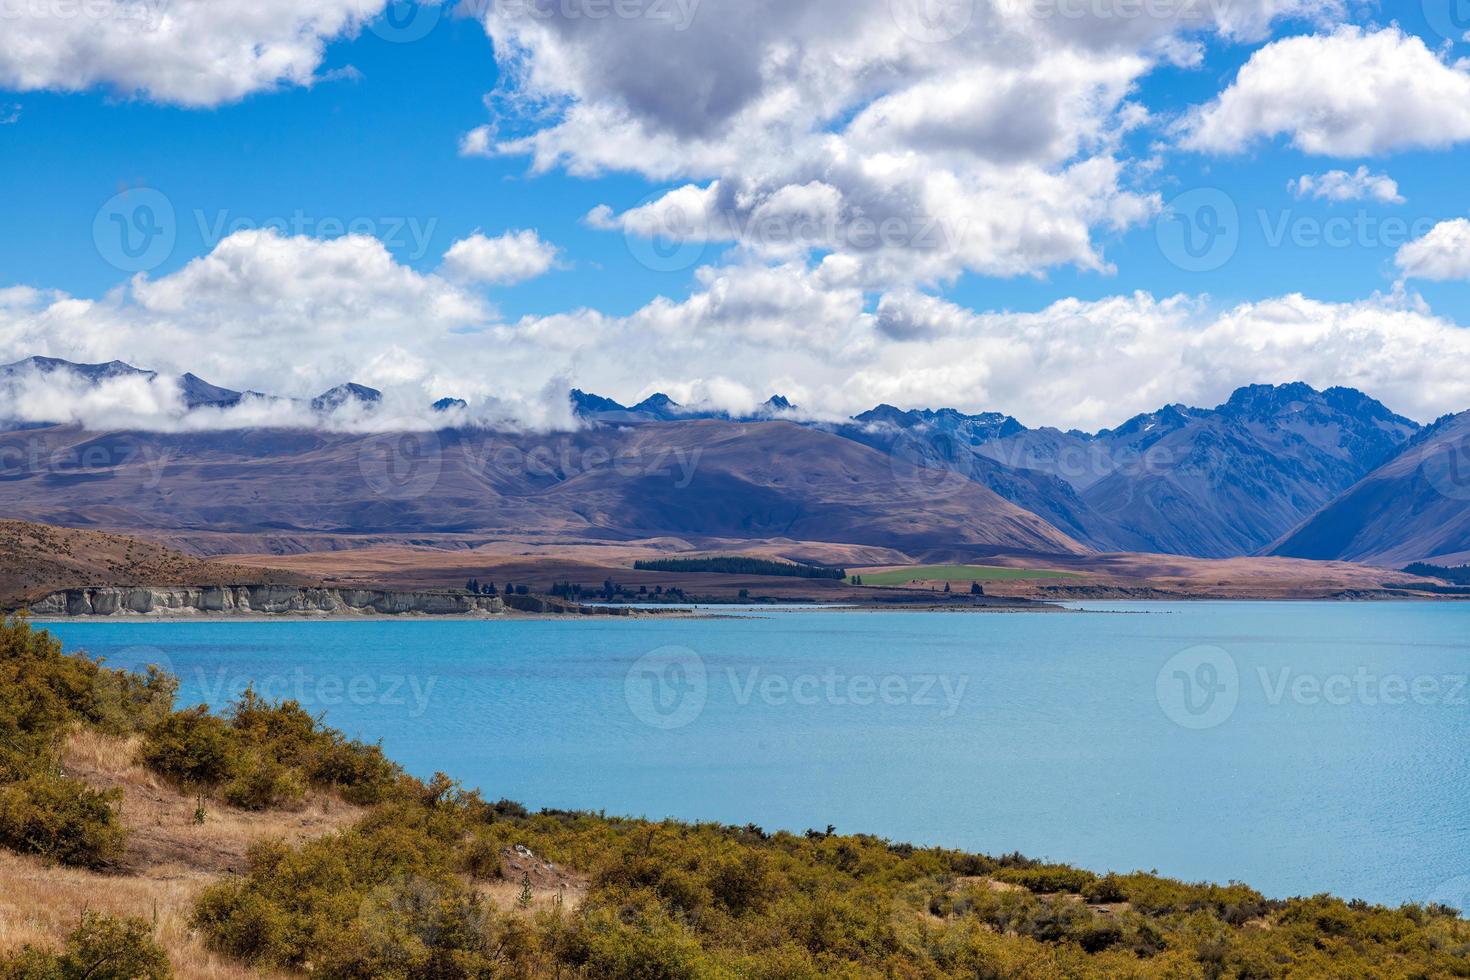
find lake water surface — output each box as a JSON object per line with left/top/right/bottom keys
{"left": 41, "top": 602, "right": 1470, "bottom": 908}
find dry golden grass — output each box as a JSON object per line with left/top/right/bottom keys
{"left": 0, "top": 850, "right": 284, "bottom": 979}
{"left": 62, "top": 729, "right": 363, "bottom": 876}
{"left": 0, "top": 730, "right": 364, "bottom": 977}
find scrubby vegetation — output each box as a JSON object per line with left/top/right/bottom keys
{"left": 0, "top": 910, "right": 172, "bottom": 979}
{"left": 633, "top": 557, "right": 847, "bottom": 580}
{"left": 1404, "top": 562, "right": 1470, "bottom": 585}
{"left": 3, "top": 616, "right": 1470, "bottom": 978}
{"left": 0, "top": 616, "right": 171, "bottom": 867}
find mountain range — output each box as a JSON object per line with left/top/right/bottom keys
{"left": 0, "top": 356, "right": 1464, "bottom": 567}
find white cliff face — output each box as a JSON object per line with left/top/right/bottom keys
{"left": 28, "top": 586, "right": 506, "bottom": 617}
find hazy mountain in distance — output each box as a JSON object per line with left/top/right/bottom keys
{"left": 1075, "top": 384, "right": 1420, "bottom": 557}
{"left": 0, "top": 420, "right": 1086, "bottom": 558}
{"left": 1272, "top": 411, "right": 1470, "bottom": 567}
{"left": 0, "top": 358, "right": 1448, "bottom": 563}
{"left": 837, "top": 406, "right": 1151, "bottom": 552}
{"left": 310, "top": 382, "right": 383, "bottom": 413}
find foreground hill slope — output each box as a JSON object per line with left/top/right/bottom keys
{"left": 0, "top": 421, "right": 1087, "bottom": 558}
{"left": 1272, "top": 411, "right": 1470, "bottom": 566}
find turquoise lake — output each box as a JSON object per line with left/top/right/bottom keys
{"left": 40, "top": 602, "right": 1470, "bottom": 908}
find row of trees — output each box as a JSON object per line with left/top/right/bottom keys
{"left": 464, "top": 579, "right": 528, "bottom": 596}
{"left": 550, "top": 581, "right": 689, "bottom": 602}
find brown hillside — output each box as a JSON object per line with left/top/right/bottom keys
{"left": 0, "top": 520, "right": 309, "bottom": 610}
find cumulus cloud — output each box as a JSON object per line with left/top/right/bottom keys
{"left": 441, "top": 230, "right": 560, "bottom": 285}
{"left": 1289, "top": 167, "right": 1403, "bottom": 204}
{"left": 5, "top": 230, "right": 1468, "bottom": 434}
{"left": 465, "top": 0, "right": 1340, "bottom": 285}
{"left": 0, "top": 0, "right": 387, "bottom": 106}
{"left": 1395, "top": 219, "right": 1470, "bottom": 282}
{"left": 1181, "top": 27, "right": 1470, "bottom": 156}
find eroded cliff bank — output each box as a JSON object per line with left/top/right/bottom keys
{"left": 29, "top": 586, "right": 507, "bottom": 617}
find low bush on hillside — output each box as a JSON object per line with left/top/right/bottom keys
{"left": 140, "top": 690, "right": 400, "bottom": 810}
{"left": 0, "top": 910, "right": 171, "bottom": 979}
{"left": 0, "top": 617, "right": 166, "bottom": 867}
{"left": 194, "top": 797, "right": 1470, "bottom": 979}
{"left": 0, "top": 770, "right": 127, "bottom": 869}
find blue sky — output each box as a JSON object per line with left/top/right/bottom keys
{"left": 2, "top": 0, "right": 1470, "bottom": 430}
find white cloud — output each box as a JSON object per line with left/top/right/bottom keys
{"left": 0, "top": 0, "right": 387, "bottom": 106}
{"left": 1181, "top": 27, "right": 1470, "bottom": 156}
{"left": 7, "top": 229, "right": 1469, "bottom": 435}
{"left": 466, "top": 0, "right": 1335, "bottom": 286}
{"left": 1289, "top": 166, "right": 1403, "bottom": 204}
{"left": 441, "top": 230, "right": 560, "bottom": 285}
{"left": 1395, "top": 219, "right": 1470, "bottom": 282}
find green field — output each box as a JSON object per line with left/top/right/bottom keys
{"left": 852, "top": 564, "right": 1082, "bottom": 586}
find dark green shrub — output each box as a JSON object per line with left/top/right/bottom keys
{"left": 140, "top": 707, "right": 236, "bottom": 789}
{"left": 305, "top": 736, "right": 399, "bottom": 804}
{"left": 0, "top": 770, "right": 127, "bottom": 868}
{"left": 221, "top": 751, "right": 306, "bottom": 811}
